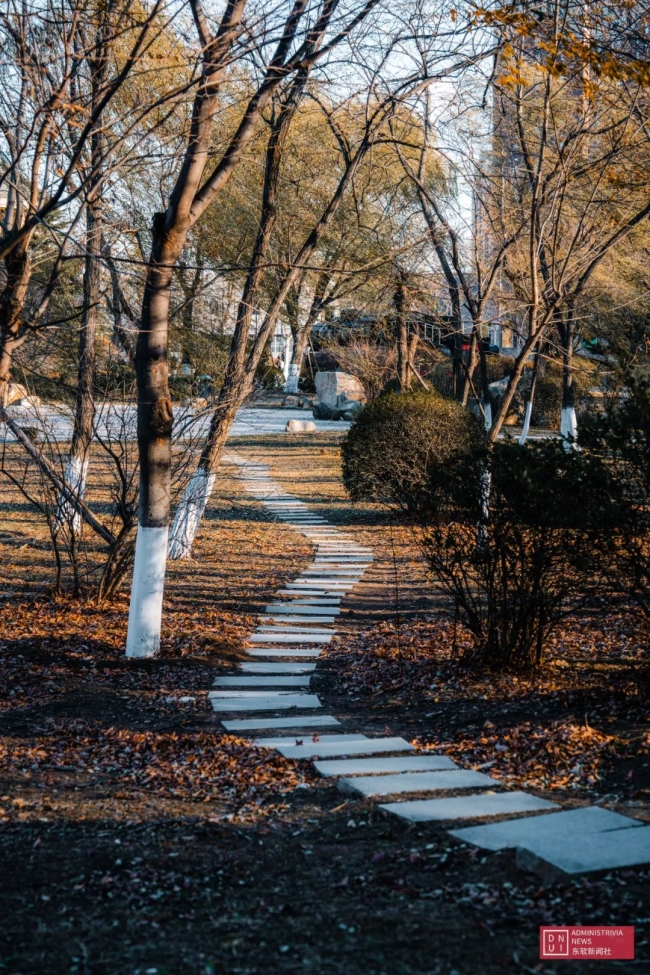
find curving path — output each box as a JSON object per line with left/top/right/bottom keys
{"left": 209, "top": 451, "right": 650, "bottom": 880}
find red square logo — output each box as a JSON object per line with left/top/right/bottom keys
{"left": 540, "top": 927, "right": 635, "bottom": 960}
{"left": 541, "top": 928, "right": 570, "bottom": 957}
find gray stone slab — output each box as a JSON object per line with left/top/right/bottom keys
{"left": 313, "top": 561, "right": 371, "bottom": 567}
{"left": 279, "top": 517, "right": 327, "bottom": 523}
{"left": 314, "top": 755, "right": 458, "bottom": 777}
{"left": 450, "top": 806, "right": 645, "bottom": 852}
{"left": 240, "top": 662, "right": 317, "bottom": 674}
{"left": 516, "top": 826, "right": 650, "bottom": 879}
{"left": 256, "top": 625, "right": 335, "bottom": 634}
{"left": 222, "top": 715, "right": 340, "bottom": 732}
{"left": 380, "top": 791, "right": 560, "bottom": 823}
{"left": 213, "top": 676, "right": 311, "bottom": 688}
{"left": 210, "top": 693, "right": 321, "bottom": 712}
{"left": 265, "top": 604, "right": 340, "bottom": 615}
{"left": 248, "top": 633, "right": 332, "bottom": 644}
{"left": 289, "top": 598, "right": 341, "bottom": 605}
{"left": 265, "top": 615, "right": 336, "bottom": 624}
{"left": 276, "top": 590, "right": 335, "bottom": 598}
{"left": 340, "top": 769, "right": 495, "bottom": 797}
{"left": 209, "top": 689, "right": 316, "bottom": 699}
{"left": 286, "top": 583, "right": 352, "bottom": 591}
{"left": 303, "top": 569, "right": 363, "bottom": 576}
{"left": 276, "top": 737, "right": 415, "bottom": 760}
{"left": 256, "top": 733, "right": 368, "bottom": 747}
{"left": 246, "top": 648, "right": 323, "bottom": 658}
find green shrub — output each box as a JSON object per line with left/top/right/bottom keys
{"left": 341, "top": 390, "right": 485, "bottom": 513}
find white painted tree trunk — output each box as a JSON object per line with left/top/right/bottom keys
{"left": 477, "top": 466, "right": 492, "bottom": 549}
{"left": 167, "top": 468, "right": 216, "bottom": 560}
{"left": 125, "top": 524, "right": 169, "bottom": 657}
{"left": 519, "top": 401, "right": 533, "bottom": 445}
{"left": 284, "top": 362, "right": 300, "bottom": 394}
{"left": 483, "top": 400, "right": 492, "bottom": 432}
{"left": 560, "top": 405, "right": 578, "bottom": 451}
{"left": 54, "top": 454, "right": 89, "bottom": 534}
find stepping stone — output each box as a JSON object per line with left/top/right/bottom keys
{"left": 247, "top": 648, "right": 323, "bottom": 658}
{"left": 213, "top": 676, "right": 311, "bottom": 687}
{"left": 314, "top": 755, "right": 458, "bottom": 777}
{"left": 210, "top": 693, "right": 321, "bottom": 712}
{"left": 516, "top": 826, "right": 650, "bottom": 879}
{"left": 287, "top": 598, "right": 341, "bottom": 605}
{"left": 276, "top": 590, "right": 340, "bottom": 598}
{"left": 248, "top": 633, "right": 332, "bottom": 644}
{"left": 275, "top": 737, "right": 415, "bottom": 760}
{"left": 256, "top": 733, "right": 368, "bottom": 747}
{"left": 313, "top": 560, "right": 371, "bottom": 566}
{"left": 223, "top": 715, "right": 341, "bottom": 732}
{"left": 340, "top": 769, "right": 496, "bottom": 797}
{"left": 265, "top": 604, "right": 340, "bottom": 616}
{"left": 265, "top": 616, "right": 336, "bottom": 625}
{"left": 240, "top": 662, "right": 317, "bottom": 674}
{"left": 450, "top": 806, "right": 645, "bottom": 852}
{"left": 303, "top": 568, "right": 363, "bottom": 575}
{"left": 287, "top": 582, "right": 353, "bottom": 590}
{"left": 209, "top": 689, "right": 316, "bottom": 699}
{"left": 255, "top": 625, "right": 335, "bottom": 635}
{"left": 380, "top": 791, "right": 560, "bottom": 823}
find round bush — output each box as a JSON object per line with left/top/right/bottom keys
{"left": 341, "top": 390, "right": 484, "bottom": 512}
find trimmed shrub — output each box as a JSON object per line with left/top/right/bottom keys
{"left": 341, "top": 390, "right": 485, "bottom": 513}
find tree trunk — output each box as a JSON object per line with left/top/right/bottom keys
{"left": 477, "top": 329, "right": 493, "bottom": 431}
{"left": 0, "top": 246, "right": 31, "bottom": 405}
{"left": 125, "top": 237, "right": 175, "bottom": 658}
{"left": 394, "top": 277, "right": 410, "bottom": 392}
{"left": 560, "top": 320, "right": 578, "bottom": 448}
{"left": 55, "top": 199, "right": 101, "bottom": 532}
{"left": 461, "top": 329, "right": 478, "bottom": 407}
{"left": 285, "top": 327, "right": 310, "bottom": 393}
{"left": 519, "top": 347, "right": 541, "bottom": 445}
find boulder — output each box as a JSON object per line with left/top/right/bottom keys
{"left": 315, "top": 371, "right": 365, "bottom": 410}
{"left": 313, "top": 371, "right": 365, "bottom": 421}
{"left": 285, "top": 419, "right": 317, "bottom": 434}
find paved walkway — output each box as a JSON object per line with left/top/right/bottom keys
{"left": 1, "top": 404, "right": 348, "bottom": 443}
{"left": 210, "top": 452, "right": 650, "bottom": 881}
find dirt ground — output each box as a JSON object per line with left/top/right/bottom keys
{"left": 0, "top": 433, "right": 649, "bottom": 975}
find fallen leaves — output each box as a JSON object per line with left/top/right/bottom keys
{"left": 0, "top": 720, "right": 306, "bottom": 812}
{"left": 417, "top": 718, "right": 621, "bottom": 793}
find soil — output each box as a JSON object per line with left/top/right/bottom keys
{"left": 0, "top": 433, "right": 649, "bottom": 975}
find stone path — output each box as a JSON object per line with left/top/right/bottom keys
{"left": 210, "top": 451, "right": 650, "bottom": 879}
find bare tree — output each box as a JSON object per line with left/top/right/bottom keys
{"left": 126, "top": 0, "right": 385, "bottom": 655}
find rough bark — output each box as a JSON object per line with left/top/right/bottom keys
{"left": 393, "top": 277, "right": 411, "bottom": 392}
{"left": 0, "top": 246, "right": 31, "bottom": 405}
{"left": 55, "top": 196, "right": 102, "bottom": 532}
